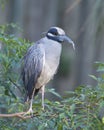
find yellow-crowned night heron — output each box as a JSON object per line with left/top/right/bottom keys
{"left": 22, "top": 27, "right": 75, "bottom": 114}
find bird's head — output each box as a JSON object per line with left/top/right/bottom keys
{"left": 46, "top": 27, "right": 75, "bottom": 50}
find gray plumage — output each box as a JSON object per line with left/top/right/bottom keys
{"left": 22, "top": 42, "right": 44, "bottom": 100}
{"left": 22, "top": 37, "right": 61, "bottom": 100}
{"left": 21, "top": 27, "right": 75, "bottom": 113}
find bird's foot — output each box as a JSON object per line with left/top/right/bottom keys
{"left": 24, "top": 108, "right": 33, "bottom": 117}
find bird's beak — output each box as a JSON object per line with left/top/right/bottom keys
{"left": 59, "top": 35, "right": 75, "bottom": 50}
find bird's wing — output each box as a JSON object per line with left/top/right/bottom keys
{"left": 22, "top": 42, "right": 45, "bottom": 99}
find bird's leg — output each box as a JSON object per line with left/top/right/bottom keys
{"left": 28, "top": 98, "right": 33, "bottom": 114}
{"left": 41, "top": 85, "right": 45, "bottom": 109}
{"left": 24, "top": 90, "right": 35, "bottom": 116}
{"left": 24, "top": 98, "right": 33, "bottom": 116}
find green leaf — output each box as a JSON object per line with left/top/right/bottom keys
{"left": 89, "top": 75, "right": 97, "bottom": 81}
{"left": 47, "top": 88, "right": 62, "bottom": 98}
{"left": 57, "top": 123, "right": 63, "bottom": 130}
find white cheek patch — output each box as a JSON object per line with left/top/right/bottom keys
{"left": 48, "top": 33, "right": 54, "bottom": 37}
{"left": 55, "top": 27, "right": 65, "bottom": 35}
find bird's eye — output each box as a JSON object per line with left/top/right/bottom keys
{"left": 53, "top": 32, "right": 58, "bottom": 36}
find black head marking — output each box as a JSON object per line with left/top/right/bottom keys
{"left": 47, "top": 28, "right": 58, "bottom": 36}
{"left": 46, "top": 27, "right": 65, "bottom": 43}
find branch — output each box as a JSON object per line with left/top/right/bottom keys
{"left": 9, "top": 78, "right": 22, "bottom": 93}
{"left": 66, "top": 0, "right": 82, "bottom": 13}
{"left": 0, "top": 111, "right": 39, "bottom": 119}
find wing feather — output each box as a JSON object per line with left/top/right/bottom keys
{"left": 22, "top": 42, "right": 44, "bottom": 99}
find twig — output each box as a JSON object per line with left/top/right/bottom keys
{"left": 0, "top": 111, "right": 39, "bottom": 119}
{"left": 9, "top": 78, "right": 22, "bottom": 93}
{"left": 66, "top": 0, "right": 82, "bottom": 14}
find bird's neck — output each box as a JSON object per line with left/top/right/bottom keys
{"left": 46, "top": 34, "right": 62, "bottom": 43}
{"left": 42, "top": 37, "right": 61, "bottom": 46}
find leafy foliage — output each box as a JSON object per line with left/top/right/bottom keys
{"left": 0, "top": 24, "right": 104, "bottom": 130}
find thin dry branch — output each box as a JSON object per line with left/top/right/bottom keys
{"left": 66, "top": 0, "right": 82, "bottom": 14}
{"left": 0, "top": 111, "right": 38, "bottom": 119}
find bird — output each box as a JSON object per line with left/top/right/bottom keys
{"left": 21, "top": 27, "right": 75, "bottom": 114}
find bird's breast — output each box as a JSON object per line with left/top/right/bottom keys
{"left": 44, "top": 40, "right": 62, "bottom": 74}
{"left": 35, "top": 39, "right": 62, "bottom": 88}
